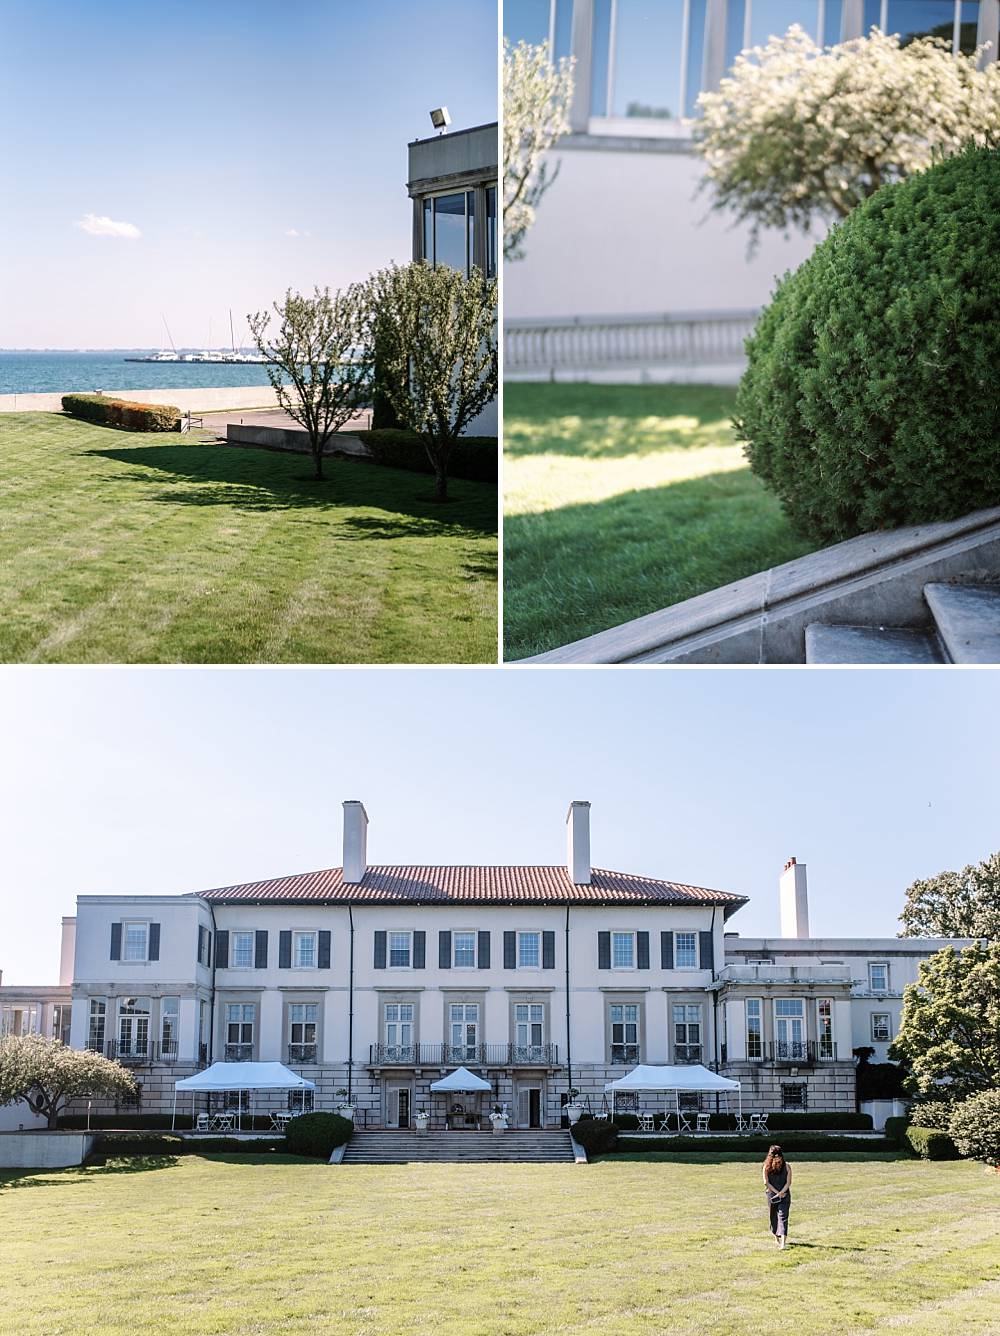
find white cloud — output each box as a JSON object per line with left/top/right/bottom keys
{"left": 75, "top": 213, "right": 141, "bottom": 240}
{"left": 284, "top": 228, "right": 312, "bottom": 238}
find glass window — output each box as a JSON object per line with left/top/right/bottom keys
{"left": 612, "top": 932, "right": 634, "bottom": 968}
{"left": 591, "top": 0, "right": 614, "bottom": 115}
{"left": 288, "top": 1089, "right": 314, "bottom": 1114}
{"left": 505, "top": 0, "right": 551, "bottom": 45}
{"left": 888, "top": 0, "right": 959, "bottom": 47}
{"left": 610, "top": 0, "right": 686, "bottom": 120}
{"left": 449, "top": 1002, "right": 479, "bottom": 1058}
{"left": 817, "top": 998, "right": 834, "bottom": 1058}
{"left": 515, "top": 1002, "right": 545, "bottom": 1053}
{"left": 226, "top": 1003, "right": 254, "bottom": 1053}
{"left": 289, "top": 1003, "right": 318, "bottom": 1055}
{"left": 774, "top": 998, "right": 805, "bottom": 1058}
{"left": 385, "top": 1002, "right": 414, "bottom": 1049}
{"left": 869, "top": 962, "right": 889, "bottom": 991}
{"left": 871, "top": 1012, "right": 891, "bottom": 1042}
{"left": 959, "top": 2, "right": 980, "bottom": 54}
{"left": 293, "top": 932, "right": 317, "bottom": 969}
{"left": 610, "top": 1002, "right": 640, "bottom": 1061}
{"left": 673, "top": 1003, "right": 702, "bottom": 1061}
{"left": 674, "top": 932, "right": 697, "bottom": 968}
{"left": 781, "top": 1083, "right": 807, "bottom": 1110}
{"left": 231, "top": 931, "right": 253, "bottom": 969}
{"left": 685, "top": 0, "right": 708, "bottom": 117}
{"left": 52, "top": 1004, "right": 72, "bottom": 1044}
{"left": 518, "top": 932, "right": 541, "bottom": 967}
{"left": 466, "top": 190, "right": 476, "bottom": 272}
{"left": 748, "top": 0, "right": 819, "bottom": 48}
{"left": 88, "top": 999, "right": 106, "bottom": 1051}
{"left": 432, "top": 193, "right": 468, "bottom": 273}
{"left": 824, "top": 0, "right": 844, "bottom": 43}
{"left": 864, "top": 0, "right": 882, "bottom": 31}
{"left": 389, "top": 932, "right": 411, "bottom": 968}
{"left": 118, "top": 996, "right": 151, "bottom": 1057}
{"left": 725, "top": 0, "right": 748, "bottom": 68}
{"left": 422, "top": 197, "right": 432, "bottom": 263}
{"left": 746, "top": 998, "right": 763, "bottom": 1059}
{"left": 161, "top": 996, "right": 179, "bottom": 1055}
{"left": 485, "top": 186, "right": 497, "bottom": 279}
{"left": 123, "top": 921, "right": 148, "bottom": 962}
{"left": 1, "top": 1006, "right": 38, "bottom": 1037}
{"left": 453, "top": 932, "right": 477, "bottom": 968}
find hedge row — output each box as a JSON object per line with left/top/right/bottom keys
{"left": 284, "top": 1112, "right": 354, "bottom": 1159}
{"left": 62, "top": 393, "right": 180, "bottom": 432}
{"left": 608, "top": 1112, "right": 872, "bottom": 1132}
{"left": 904, "top": 1126, "right": 960, "bottom": 1161}
{"left": 90, "top": 1133, "right": 288, "bottom": 1159}
{"left": 356, "top": 429, "right": 497, "bottom": 483}
{"left": 615, "top": 1133, "right": 895, "bottom": 1154}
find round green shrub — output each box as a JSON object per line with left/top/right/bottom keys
{"left": 949, "top": 1089, "right": 1000, "bottom": 1166}
{"left": 284, "top": 1111, "right": 353, "bottom": 1159}
{"left": 736, "top": 145, "right": 1000, "bottom": 543}
{"left": 909, "top": 1098, "right": 957, "bottom": 1132}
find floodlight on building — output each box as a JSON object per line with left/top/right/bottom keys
{"left": 429, "top": 106, "right": 451, "bottom": 133}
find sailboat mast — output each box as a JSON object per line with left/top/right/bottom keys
{"left": 230, "top": 309, "right": 236, "bottom": 356}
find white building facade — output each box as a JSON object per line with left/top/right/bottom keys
{"left": 1, "top": 803, "right": 974, "bottom": 1128}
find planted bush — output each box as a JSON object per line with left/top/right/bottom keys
{"left": 62, "top": 393, "right": 180, "bottom": 432}
{"left": 905, "top": 1126, "right": 959, "bottom": 1160}
{"left": 571, "top": 1117, "right": 619, "bottom": 1157}
{"left": 736, "top": 145, "right": 1000, "bottom": 543}
{"left": 884, "top": 1116, "right": 909, "bottom": 1146}
{"left": 357, "top": 429, "right": 498, "bottom": 484}
{"left": 284, "top": 1111, "right": 353, "bottom": 1159}
{"left": 949, "top": 1089, "right": 1000, "bottom": 1166}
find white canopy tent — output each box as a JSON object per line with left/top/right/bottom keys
{"left": 429, "top": 1066, "right": 493, "bottom": 1130}
{"left": 604, "top": 1064, "right": 741, "bottom": 1122}
{"left": 172, "top": 1061, "right": 317, "bottom": 1132}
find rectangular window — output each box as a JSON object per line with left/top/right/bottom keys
{"left": 117, "top": 996, "right": 151, "bottom": 1058}
{"left": 385, "top": 1002, "right": 415, "bottom": 1058}
{"left": 87, "top": 999, "right": 106, "bottom": 1051}
{"left": 869, "top": 962, "right": 889, "bottom": 992}
{"left": 288, "top": 1002, "right": 318, "bottom": 1061}
{"left": 198, "top": 927, "right": 212, "bottom": 967}
{"left": 52, "top": 1004, "right": 72, "bottom": 1044}
{"left": 514, "top": 1002, "right": 545, "bottom": 1060}
{"left": 774, "top": 998, "right": 806, "bottom": 1060}
{"left": 611, "top": 932, "right": 635, "bottom": 969}
{"left": 231, "top": 931, "right": 254, "bottom": 969}
{"left": 425, "top": 193, "right": 471, "bottom": 274}
{"left": 609, "top": 0, "right": 687, "bottom": 121}
{"left": 122, "top": 921, "right": 148, "bottom": 962}
{"left": 746, "top": 998, "right": 763, "bottom": 1060}
{"left": 288, "top": 1089, "right": 314, "bottom": 1114}
{"left": 871, "top": 1012, "right": 891, "bottom": 1042}
{"left": 781, "top": 1083, "right": 807, "bottom": 1111}
{"left": 1, "top": 1006, "right": 38, "bottom": 1037}
{"left": 225, "top": 1002, "right": 255, "bottom": 1060}
{"left": 160, "top": 996, "right": 179, "bottom": 1057}
{"left": 817, "top": 998, "right": 834, "bottom": 1058}
{"left": 449, "top": 1002, "right": 480, "bottom": 1060}
{"left": 389, "top": 932, "right": 412, "bottom": 968}
{"left": 674, "top": 932, "right": 697, "bottom": 969}
{"left": 453, "top": 932, "right": 477, "bottom": 968}
{"left": 293, "top": 931, "right": 317, "bottom": 969}
{"left": 199, "top": 999, "right": 208, "bottom": 1056}
{"left": 610, "top": 1002, "right": 640, "bottom": 1063}
{"left": 518, "top": 932, "right": 541, "bottom": 968}
{"left": 673, "top": 1003, "right": 702, "bottom": 1062}
{"left": 486, "top": 185, "right": 497, "bottom": 278}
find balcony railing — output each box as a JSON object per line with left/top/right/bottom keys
{"left": 673, "top": 1044, "right": 703, "bottom": 1064}
{"left": 287, "top": 1043, "right": 317, "bottom": 1064}
{"left": 224, "top": 1043, "right": 254, "bottom": 1062}
{"left": 744, "top": 1041, "right": 838, "bottom": 1064}
{"left": 104, "top": 1040, "right": 180, "bottom": 1064}
{"left": 368, "top": 1042, "right": 559, "bottom": 1068}
{"left": 610, "top": 1043, "right": 641, "bottom": 1065}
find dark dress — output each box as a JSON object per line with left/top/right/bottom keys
{"left": 765, "top": 1163, "right": 791, "bottom": 1236}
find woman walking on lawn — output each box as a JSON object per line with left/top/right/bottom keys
{"left": 763, "top": 1144, "right": 792, "bottom": 1247}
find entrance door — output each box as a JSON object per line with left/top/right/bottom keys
{"left": 385, "top": 1083, "right": 412, "bottom": 1129}
{"left": 516, "top": 1085, "right": 543, "bottom": 1129}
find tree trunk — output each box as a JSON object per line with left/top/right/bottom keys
{"left": 434, "top": 464, "right": 448, "bottom": 502}
{"left": 312, "top": 440, "right": 324, "bottom": 481}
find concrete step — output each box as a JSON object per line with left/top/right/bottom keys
{"left": 924, "top": 583, "right": 1000, "bottom": 663}
{"left": 342, "top": 1131, "right": 575, "bottom": 1164}
{"left": 805, "top": 622, "right": 944, "bottom": 664}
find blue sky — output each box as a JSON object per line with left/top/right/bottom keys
{"left": 2, "top": 667, "right": 998, "bottom": 984}
{"left": 0, "top": 0, "right": 497, "bottom": 348}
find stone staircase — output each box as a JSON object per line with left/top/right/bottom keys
{"left": 806, "top": 583, "right": 1000, "bottom": 663}
{"left": 341, "top": 1129, "right": 576, "bottom": 1165}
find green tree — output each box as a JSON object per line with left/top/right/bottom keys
{"left": 248, "top": 285, "right": 372, "bottom": 481}
{"left": 0, "top": 1034, "right": 137, "bottom": 1129}
{"left": 363, "top": 261, "right": 498, "bottom": 501}
{"left": 892, "top": 942, "right": 1000, "bottom": 1100}
{"left": 899, "top": 851, "right": 1000, "bottom": 939}
{"left": 694, "top": 26, "right": 1000, "bottom": 249}
{"left": 503, "top": 39, "right": 575, "bottom": 261}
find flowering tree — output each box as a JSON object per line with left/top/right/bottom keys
{"left": 899, "top": 851, "right": 1000, "bottom": 939}
{"left": 364, "top": 261, "right": 498, "bottom": 501}
{"left": 695, "top": 27, "right": 1000, "bottom": 246}
{"left": 248, "top": 285, "right": 373, "bottom": 481}
{"left": 0, "top": 1034, "right": 137, "bottom": 1129}
{"left": 503, "top": 39, "right": 575, "bottom": 260}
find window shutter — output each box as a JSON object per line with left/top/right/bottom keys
{"left": 413, "top": 930, "right": 426, "bottom": 969}
{"left": 598, "top": 931, "right": 611, "bottom": 970}
{"left": 110, "top": 922, "right": 122, "bottom": 961}
{"left": 503, "top": 931, "right": 516, "bottom": 969}
{"left": 542, "top": 931, "right": 556, "bottom": 970}
{"left": 374, "top": 930, "right": 387, "bottom": 969}
{"left": 477, "top": 930, "right": 491, "bottom": 969}
{"left": 278, "top": 930, "right": 291, "bottom": 969}
{"left": 255, "top": 930, "right": 268, "bottom": 969}
{"left": 699, "top": 930, "right": 714, "bottom": 972}
{"left": 318, "top": 930, "right": 331, "bottom": 969}
{"left": 439, "top": 930, "right": 452, "bottom": 969}
{"left": 148, "top": 923, "right": 160, "bottom": 962}
{"left": 197, "top": 925, "right": 204, "bottom": 962}
{"left": 215, "top": 930, "right": 229, "bottom": 970}
{"left": 636, "top": 931, "right": 650, "bottom": 970}
{"left": 661, "top": 932, "right": 674, "bottom": 970}
{"left": 206, "top": 931, "right": 212, "bottom": 967}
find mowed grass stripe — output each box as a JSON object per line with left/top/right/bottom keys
{"left": 1, "top": 1154, "right": 998, "bottom": 1335}
{"left": 0, "top": 414, "right": 496, "bottom": 662}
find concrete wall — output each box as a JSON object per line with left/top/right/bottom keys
{"left": 0, "top": 386, "right": 288, "bottom": 415}
{"left": 0, "top": 1102, "right": 47, "bottom": 1131}
{"left": 0, "top": 1131, "right": 96, "bottom": 1168}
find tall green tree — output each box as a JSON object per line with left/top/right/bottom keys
{"left": 892, "top": 942, "right": 1000, "bottom": 1099}
{"left": 363, "top": 261, "right": 498, "bottom": 501}
{"left": 248, "top": 285, "right": 372, "bottom": 481}
{"left": 898, "top": 851, "right": 1000, "bottom": 939}
{"left": 0, "top": 1034, "right": 137, "bottom": 1129}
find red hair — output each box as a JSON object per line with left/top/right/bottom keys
{"left": 763, "top": 1144, "right": 785, "bottom": 1175}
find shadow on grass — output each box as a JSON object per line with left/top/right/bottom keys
{"left": 601, "top": 1152, "right": 908, "bottom": 1164}
{"left": 504, "top": 382, "right": 740, "bottom": 461}
{"left": 83, "top": 443, "right": 497, "bottom": 538}
{"left": 0, "top": 1154, "right": 179, "bottom": 1190}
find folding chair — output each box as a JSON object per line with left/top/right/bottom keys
{"left": 696, "top": 1113, "right": 711, "bottom": 1133}
{"left": 676, "top": 1111, "right": 693, "bottom": 1134}
{"left": 735, "top": 1112, "right": 752, "bottom": 1134}
{"left": 657, "top": 1113, "right": 674, "bottom": 1133}
{"left": 637, "top": 1113, "right": 655, "bottom": 1132}
{"left": 756, "top": 1112, "right": 769, "bottom": 1135}
{"left": 749, "top": 1112, "right": 765, "bottom": 1133}
{"left": 196, "top": 1113, "right": 210, "bottom": 1132}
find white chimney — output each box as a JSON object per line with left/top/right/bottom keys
{"left": 59, "top": 917, "right": 76, "bottom": 986}
{"left": 566, "top": 801, "right": 591, "bottom": 885}
{"left": 779, "top": 858, "right": 809, "bottom": 938}
{"left": 343, "top": 801, "right": 369, "bottom": 884}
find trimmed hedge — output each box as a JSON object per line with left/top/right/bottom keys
{"left": 905, "top": 1126, "right": 960, "bottom": 1160}
{"left": 948, "top": 1090, "right": 1000, "bottom": 1166}
{"left": 90, "top": 1133, "right": 287, "bottom": 1159}
{"left": 884, "top": 1116, "right": 909, "bottom": 1145}
{"left": 610, "top": 1112, "right": 872, "bottom": 1132}
{"left": 616, "top": 1133, "right": 894, "bottom": 1154}
{"left": 356, "top": 429, "right": 497, "bottom": 483}
{"left": 737, "top": 145, "right": 1000, "bottom": 542}
{"left": 60, "top": 1114, "right": 194, "bottom": 1130}
{"left": 284, "top": 1112, "right": 353, "bottom": 1159}
{"left": 572, "top": 1118, "right": 620, "bottom": 1157}
{"left": 62, "top": 393, "right": 181, "bottom": 432}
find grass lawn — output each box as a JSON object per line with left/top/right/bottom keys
{"left": 0, "top": 413, "right": 496, "bottom": 663}
{"left": 503, "top": 382, "right": 821, "bottom": 660}
{"left": 2, "top": 1152, "right": 999, "bottom": 1335}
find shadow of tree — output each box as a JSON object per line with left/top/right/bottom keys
{"left": 0, "top": 1154, "right": 180, "bottom": 1190}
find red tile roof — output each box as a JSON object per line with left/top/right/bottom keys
{"left": 193, "top": 865, "right": 747, "bottom": 914}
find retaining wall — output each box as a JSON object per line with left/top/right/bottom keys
{"left": 0, "top": 386, "right": 286, "bottom": 415}
{"left": 0, "top": 1131, "right": 96, "bottom": 1168}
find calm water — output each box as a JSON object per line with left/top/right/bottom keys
{"left": 0, "top": 351, "right": 277, "bottom": 395}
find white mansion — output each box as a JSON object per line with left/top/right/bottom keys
{"left": 0, "top": 802, "right": 969, "bottom": 1129}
